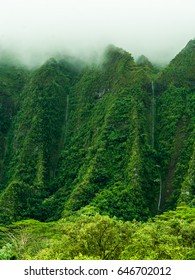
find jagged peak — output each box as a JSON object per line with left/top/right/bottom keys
{"left": 100, "top": 45, "right": 135, "bottom": 75}
{"left": 136, "top": 55, "right": 150, "bottom": 64}
{"left": 104, "top": 44, "right": 129, "bottom": 54}
{"left": 45, "top": 57, "right": 58, "bottom": 66}
{"left": 185, "top": 39, "right": 195, "bottom": 49}
{"left": 136, "top": 55, "right": 154, "bottom": 68}
{"left": 157, "top": 39, "right": 195, "bottom": 89}
{"left": 170, "top": 39, "right": 195, "bottom": 63}
{"left": 103, "top": 44, "right": 134, "bottom": 64}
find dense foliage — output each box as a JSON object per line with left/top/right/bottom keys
{"left": 0, "top": 206, "right": 194, "bottom": 260}
{"left": 0, "top": 41, "right": 195, "bottom": 259}
{"left": 155, "top": 39, "right": 195, "bottom": 210}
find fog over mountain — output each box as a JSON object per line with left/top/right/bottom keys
{"left": 0, "top": 0, "right": 195, "bottom": 262}
{"left": 0, "top": 0, "right": 195, "bottom": 66}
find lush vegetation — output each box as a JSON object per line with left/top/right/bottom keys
{"left": 155, "top": 40, "right": 195, "bottom": 210}
{"left": 0, "top": 206, "right": 194, "bottom": 260}
{"left": 0, "top": 41, "right": 195, "bottom": 259}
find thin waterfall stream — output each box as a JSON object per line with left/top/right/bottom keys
{"left": 151, "top": 80, "right": 155, "bottom": 149}
{"left": 151, "top": 81, "right": 162, "bottom": 212}
{"left": 157, "top": 172, "right": 162, "bottom": 212}
{"left": 65, "top": 94, "right": 69, "bottom": 124}
{"left": 51, "top": 93, "right": 70, "bottom": 178}
{"left": 64, "top": 93, "right": 69, "bottom": 134}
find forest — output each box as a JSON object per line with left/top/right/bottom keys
{"left": 0, "top": 40, "right": 195, "bottom": 259}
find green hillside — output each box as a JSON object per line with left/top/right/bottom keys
{"left": 0, "top": 41, "right": 194, "bottom": 259}
{"left": 155, "top": 40, "right": 195, "bottom": 210}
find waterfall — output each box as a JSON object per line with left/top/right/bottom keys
{"left": 157, "top": 173, "right": 162, "bottom": 212}
{"left": 151, "top": 81, "right": 155, "bottom": 148}
{"left": 151, "top": 82, "right": 162, "bottom": 212}
{"left": 65, "top": 94, "right": 69, "bottom": 123}
{"left": 64, "top": 94, "right": 69, "bottom": 134}
{"left": 51, "top": 94, "right": 70, "bottom": 178}
{"left": 64, "top": 94, "right": 69, "bottom": 144}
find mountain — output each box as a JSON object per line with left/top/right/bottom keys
{"left": 157, "top": 39, "right": 195, "bottom": 89}
{"left": 0, "top": 64, "right": 28, "bottom": 182}
{"left": 136, "top": 54, "right": 154, "bottom": 70}
{"left": 0, "top": 41, "right": 194, "bottom": 226}
{"left": 155, "top": 39, "right": 195, "bottom": 210}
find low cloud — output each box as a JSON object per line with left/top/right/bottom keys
{"left": 0, "top": 0, "right": 194, "bottom": 66}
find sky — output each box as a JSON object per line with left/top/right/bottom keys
{"left": 0, "top": 0, "right": 194, "bottom": 66}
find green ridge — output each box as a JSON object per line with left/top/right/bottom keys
{"left": 0, "top": 41, "right": 194, "bottom": 259}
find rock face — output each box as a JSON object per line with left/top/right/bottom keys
{"left": 0, "top": 41, "right": 194, "bottom": 224}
